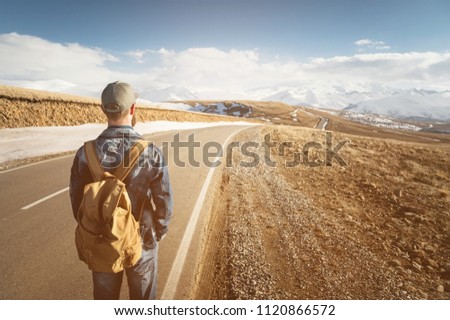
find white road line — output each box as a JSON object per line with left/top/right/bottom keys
{"left": 321, "top": 118, "right": 329, "bottom": 131}
{"left": 0, "top": 154, "right": 74, "bottom": 174}
{"left": 160, "top": 128, "right": 247, "bottom": 300}
{"left": 21, "top": 187, "right": 69, "bottom": 210}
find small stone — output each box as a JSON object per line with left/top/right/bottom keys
{"left": 437, "top": 285, "right": 444, "bottom": 293}
{"left": 412, "top": 261, "right": 422, "bottom": 271}
{"left": 418, "top": 290, "right": 428, "bottom": 299}
{"left": 411, "top": 249, "right": 427, "bottom": 259}
{"left": 404, "top": 212, "right": 415, "bottom": 218}
{"left": 390, "top": 259, "right": 402, "bottom": 267}
{"left": 444, "top": 283, "right": 450, "bottom": 292}
{"left": 363, "top": 182, "right": 377, "bottom": 189}
{"left": 444, "top": 262, "right": 450, "bottom": 272}
{"left": 426, "top": 259, "right": 439, "bottom": 268}
{"left": 412, "top": 257, "right": 422, "bottom": 264}
{"left": 402, "top": 283, "right": 414, "bottom": 292}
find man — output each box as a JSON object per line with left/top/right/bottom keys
{"left": 69, "top": 81, "right": 173, "bottom": 299}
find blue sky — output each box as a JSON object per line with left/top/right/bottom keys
{"left": 1, "top": 0, "right": 450, "bottom": 96}
{"left": 2, "top": 0, "right": 449, "bottom": 55}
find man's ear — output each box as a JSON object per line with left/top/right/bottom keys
{"left": 130, "top": 104, "right": 136, "bottom": 115}
{"left": 131, "top": 104, "right": 137, "bottom": 127}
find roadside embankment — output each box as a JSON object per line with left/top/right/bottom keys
{"left": 194, "top": 125, "right": 450, "bottom": 299}
{"left": 0, "top": 85, "right": 257, "bottom": 128}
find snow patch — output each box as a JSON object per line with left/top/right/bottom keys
{"left": 191, "top": 102, "right": 252, "bottom": 117}
{"left": 343, "top": 112, "right": 422, "bottom": 131}
{"left": 344, "top": 90, "right": 450, "bottom": 120}
{"left": 0, "top": 121, "right": 257, "bottom": 164}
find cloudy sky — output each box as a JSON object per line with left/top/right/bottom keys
{"left": 0, "top": 0, "right": 449, "bottom": 97}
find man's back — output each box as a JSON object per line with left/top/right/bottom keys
{"left": 69, "top": 81, "right": 173, "bottom": 299}
{"left": 70, "top": 125, "right": 173, "bottom": 251}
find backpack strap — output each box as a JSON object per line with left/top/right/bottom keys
{"left": 84, "top": 139, "right": 148, "bottom": 182}
{"left": 84, "top": 140, "right": 104, "bottom": 181}
{"left": 113, "top": 139, "right": 148, "bottom": 181}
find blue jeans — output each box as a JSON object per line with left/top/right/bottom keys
{"left": 92, "top": 245, "right": 158, "bottom": 299}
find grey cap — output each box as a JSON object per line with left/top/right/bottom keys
{"left": 101, "top": 81, "right": 139, "bottom": 113}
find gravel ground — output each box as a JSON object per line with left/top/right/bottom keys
{"left": 194, "top": 126, "right": 450, "bottom": 300}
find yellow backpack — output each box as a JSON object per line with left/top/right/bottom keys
{"left": 75, "top": 140, "right": 147, "bottom": 273}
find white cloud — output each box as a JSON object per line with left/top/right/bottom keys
{"left": 144, "top": 47, "right": 317, "bottom": 93}
{"left": 1, "top": 33, "right": 449, "bottom": 98}
{"left": 355, "top": 39, "right": 372, "bottom": 46}
{"left": 307, "top": 51, "right": 450, "bottom": 84}
{"left": 0, "top": 33, "right": 122, "bottom": 89}
{"left": 146, "top": 47, "right": 450, "bottom": 91}
{"left": 355, "top": 38, "right": 391, "bottom": 51}
{"left": 126, "top": 49, "right": 147, "bottom": 63}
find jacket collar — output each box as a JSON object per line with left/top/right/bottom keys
{"left": 99, "top": 125, "right": 142, "bottom": 139}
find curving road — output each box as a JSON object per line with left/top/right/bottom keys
{"left": 0, "top": 125, "right": 249, "bottom": 299}
{"left": 316, "top": 116, "right": 329, "bottom": 130}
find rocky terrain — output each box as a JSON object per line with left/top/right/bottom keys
{"left": 195, "top": 126, "right": 450, "bottom": 299}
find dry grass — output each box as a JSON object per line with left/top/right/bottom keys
{"left": 182, "top": 99, "right": 320, "bottom": 128}
{"left": 0, "top": 84, "right": 99, "bottom": 104}
{"left": 306, "top": 107, "right": 450, "bottom": 145}
{"left": 0, "top": 85, "right": 259, "bottom": 129}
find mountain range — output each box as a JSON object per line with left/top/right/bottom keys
{"left": 139, "top": 85, "right": 198, "bottom": 102}
{"left": 141, "top": 82, "right": 450, "bottom": 121}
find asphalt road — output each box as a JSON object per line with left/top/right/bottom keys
{"left": 316, "top": 116, "right": 329, "bottom": 130}
{"left": 0, "top": 125, "right": 249, "bottom": 300}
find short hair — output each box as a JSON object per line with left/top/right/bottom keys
{"left": 102, "top": 103, "right": 130, "bottom": 121}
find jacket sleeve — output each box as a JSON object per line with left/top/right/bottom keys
{"left": 69, "top": 147, "right": 90, "bottom": 220}
{"left": 149, "top": 146, "right": 173, "bottom": 241}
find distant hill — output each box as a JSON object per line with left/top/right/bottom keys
{"left": 344, "top": 89, "right": 450, "bottom": 121}
{"left": 255, "top": 83, "right": 450, "bottom": 121}
{"left": 140, "top": 86, "right": 198, "bottom": 102}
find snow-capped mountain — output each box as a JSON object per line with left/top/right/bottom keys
{"left": 259, "top": 81, "right": 397, "bottom": 109}
{"left": 344, "top": 89, "right": 450, "bottom": 120}
{"left": 247, "top": 81, "right": 450, "bottom": 121}
{"left": 139, "top": 86, "right": 198, "bottom": 102}
{"left": 137, "top": 81, "right": 450, "bottom": 121}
